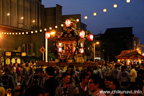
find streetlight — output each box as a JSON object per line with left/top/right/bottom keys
{"left": 45, "top": 30, "right": 56, "bottom": 62}
{"left": 94, "top": 41, "right": 100, "bottom": 61}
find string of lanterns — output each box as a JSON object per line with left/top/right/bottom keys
{"left": 84, "top": 0, "right": 131, "bottom": 19}
{"left": 0, "top": 23, "right": 72, "bottom": 35}
{"left": 1, "top": 0, "right": 131, "bottom": 35}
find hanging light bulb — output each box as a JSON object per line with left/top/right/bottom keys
{"left": 31, "top": 31, "right": 33, "bottom": 34}
{"left": 44, "top": 28, "right": 47, "bottom": 31}
{"left": 49, "top": 27, "right": 52, "bottom": 30}
{"left": 93, "top": 12, "right": 97, "bottom": 16}
{"left": 55, "top": 26, "right": 58, "bottom": 29}
{"left": 12, "top": 33, "right": 14, "bottom": 35}
{"left": 10, "top": 33, "right": 11, "bottom": 35}
{"left": 103, "top": 8, "right": 107, "bottom": 12}
{"left": 40, "top": 29, "right": 42, "bottom": 32}
{"left": 16, "top": 33, "right": 18, "bottom": 35}
{"left": 19, "top": 32, "right": 21, "bottom": 35}
{"left": 76, "top": 19, "right": 79, "bottom": 22}
{"left": 7, "top": 13, "right": 10, "bottom": 16}
{"left": 32, "top": 20, "right": 35, "bottom": 23}
{"left": 26, "top": 32, "right": 28, "bottom": 34}
{"left": 126, "top": 0, "right": 130, "bottom": 3}
{"left": 22, "top": 32, "right": 24, "bottom": 34}
{"left": 35, "top": 30, "right": 38, "bottom": 33}
{"left": 113, "top": 4, "right": 117, "bottom": 8}
{"left": 61, "top": 24, "right": 64, "bottom": 27}
{"left": 84, "top": 16, "right": 88, "bottom": 19}
{"left": 21, "top": 17, "right": 24, "bottom": 20}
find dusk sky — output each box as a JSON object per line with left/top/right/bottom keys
{"left": 42, "top": 0, "right": 144, "bottom": 45}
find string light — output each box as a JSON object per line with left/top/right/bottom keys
{"left": 10, "top": 33, "right": 11, "bottom": 35}
{"left": 61, "top": 24, "right": 63, "bottom": 27}
{"left": 113, "top": 4, "right": 117, "bottom": 8}
{"left": 22, "top": 32, "right": 24, "bottom": 34}
{"left": 35, "top": 30, "right": 38, "bottom": 33}
{"left": 44, "top": 28, "right": 47, "bottom": 31}
{"left": 7, "top": 13, "right": 10, "bottom": 16}
{"left": 103, "top": 8, "right": 107, "bottom": 12}
{"left": 55, "top": 26, "right": 58, "bottom": 29}
{"left": 26, "top": 32, "right": 28, "bottom": 34}
{"left": 49, "top": 27, "right": 52, "bottom": 30}
{"left": 126, "top": 0, "right": 130, "bottom": 3}
{"left": 31, "top": 31, "right": 33, "bottom": 34}
{"left": 32, "top": 20, "right": 35, "bottom": 23}
{"left": 16, "top": 33, "right": 18, "bottom": 35}
{"left": 76, "top": 19, "right": 79, "bottom": 22}
{"left": 40, "top": 29, "right": 42, "bottom": 32}
{"left": 12, "top": 33, "right": 14, "bottom": 35}
{"left": 19, "top": 32, "right": 21, "bottom": 35}
{"left": 93, "top": 12, "right": 97, "bottom": 16}
{"left": 84, "top": 16, "right": 88, "bottom": 19}
{"left": 21, "top": 17, "right": 24, "bottom": 20}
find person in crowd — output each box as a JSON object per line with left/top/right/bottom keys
{"left": 2, "top": 67, "right": 15, "bottom": 96}
{"left": 88, "top": 74, "right": 106, "bottom": 96}
{"left": 44, "top": 66, "right": 58, "bottom": 96}
{"left": 0, "top": 83, "right": 5, "bottom": 96}
{"left": 24, "top": 85, "right": 43, "bottom": 96}
{"left": 136, "top": 69, "right": 144, "bottom": 91}
{"left": 118, "top": 66, "right": 130, "bottom": 90}
{"left": 55, "top": 72, "right": 75, "bottom": 96}
{"left": 109, "top": 78, "right": 124, "bottom": 96}
{"left": 74, "top": 72, "right": 89, "bottom": 96}
{"left": 37, "top": 68, "right": 46, "bottom": 89}
{"left": 87, "top": 69, "right": 93, "bottom": 78}
{"left": 111, "top": 64, "right": 120, "bottom": 79}
{"left": 26, "top": 68, "right": 40, "bottom": 87}
{"left": 130, "top": 65, "right": 137, "bottom": 82}
{"left": 71, "top": 72, "right": 79, "bottom": 87}
{"left": 104, "top": 76, "right": 111, "bottom": 90}
{"left": 102, "top": 64, "right": 109, "bottom": 78}
{"left": 10, "top": 67, "right": 17, "bottom": 86}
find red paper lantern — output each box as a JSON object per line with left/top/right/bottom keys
{"left": 58, "top": 48, "right": 62, "bottom": 53}
{"left": 45, "top": 32, "right": 51, "bottom": 39}
{"left": 80, "top": 30, "right": 85, "bottom": 38}
{"left": 88, "top": 34, "right": 93, "bottom": 41}
{"left": 65, "top": 19, "right": 71, "bottom": 27}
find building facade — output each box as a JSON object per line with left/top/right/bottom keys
{"left": 0, "top": 0, "right": 85, "bottom": 63}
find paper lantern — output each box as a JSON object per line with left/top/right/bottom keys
{"left": 88, "top": 34, "right": 93, "bottom": 41}
{"left": 80, "top": 30, "right": 85, "bottom": 38}
{"left": 65, "top": 19, "right": 71, "bottom": 27}
{"left": 45, "top": 32, "right": 50, "bottom": 39}
{"left": 58, "top": 48, "right": 62, "bottom": 53}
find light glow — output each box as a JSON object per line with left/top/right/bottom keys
{"left": 103, "top": 8, "right": 107, "bottom": 12}
{"left": 84, "top": 16, "right": 88, "bottom": 19}
{"left": 93, "top": 12, "right": 97, "bottom": 16}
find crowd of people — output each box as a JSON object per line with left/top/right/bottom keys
{"left": 0, "top": 62, "right": 144, "bottom": 96}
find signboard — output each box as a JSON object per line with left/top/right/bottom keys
{"left": 5, "top": 52, "right": 11, "bottom": 56}
{"left": 40, "top": 47, "right": 46, "bottom": 53}
{"left": 21, "top": 52, "right": 26, "bottom": 56}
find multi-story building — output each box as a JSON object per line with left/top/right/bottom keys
{"left": 0, "top": 0, "right": 85, "bottom": 63}
{"left": 94, "top": 27, "right": 142, "bottom": 62}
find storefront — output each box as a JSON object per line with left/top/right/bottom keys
{"left": 4, "top": 52, "right": 26, "bottom": 64}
